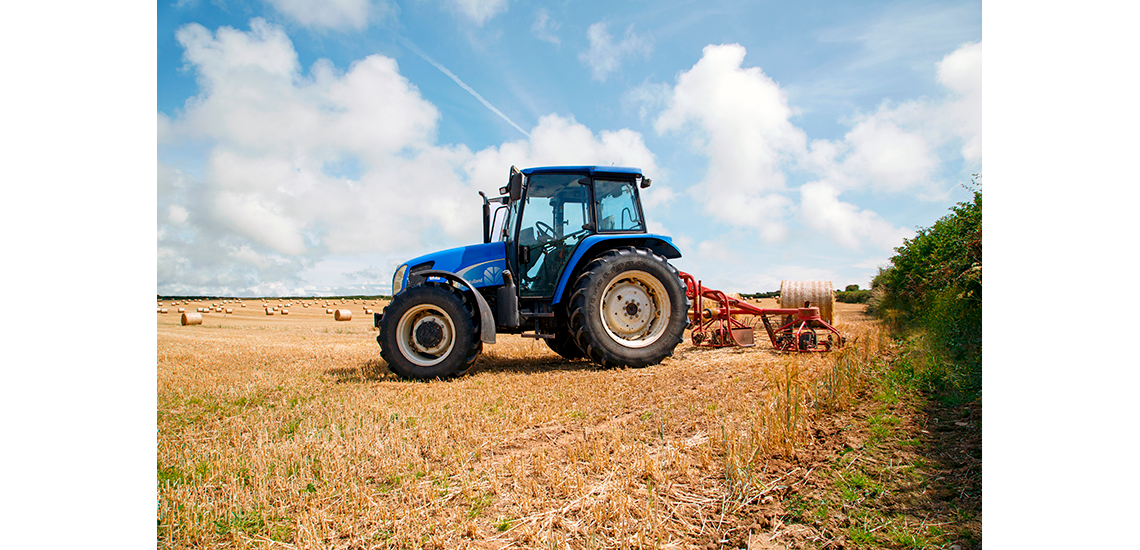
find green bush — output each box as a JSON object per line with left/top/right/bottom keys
{"left": 872, "top": 180, "right": 981, "bottom": 397}
{"left": 836, "top": 290, "right": 871, "bottom": 304}
{"left": 741, "top": 291, "right": 780, "bottom": 299}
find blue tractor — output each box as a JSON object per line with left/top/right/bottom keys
{"left": 375, "top": 165, "right": 690, "bottom": 380}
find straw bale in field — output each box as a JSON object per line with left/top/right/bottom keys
{"left": 180, "top": 312, "right": 202, "bottom": 325}
{"left": 177, "top": 308, "right": 185, "bottom": 313}
{"left": 225, "top": 308, "right": 233, "bottom": 314}
{"left": 265, "top": 308, "right": 274, "bottom": 316}
{"left": 779, "top": 280, "right": 834, "bottom": 324}
{"left": 326, "top": 309, "right": 333, "bottom": 314}
{"left": 281, "top": 309, "right": 289, "bottom": 315}
{"left": 334, "top": 309, "right": 351, "bottom": 321}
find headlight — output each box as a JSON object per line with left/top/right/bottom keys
{"left": 392, "top": 264, "right": 408, "bottom": 296}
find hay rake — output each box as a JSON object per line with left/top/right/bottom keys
{"left": 678, "top": 272, "right": 844, "bottom": 352}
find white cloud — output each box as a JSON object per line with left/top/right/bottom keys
{"left": 167, "top": 204, "right": 189, "bottom": 225}
{"left": 655, "top": 44, "right": 806, "bottom": 242}
{"left": 805, "top": 41, "right": 983, "bottom": 194}
{"left": 799, "top": 182, "right": 912, "bottom": 250}
{"left": 263, "top": 0, "right": 393, "bottom": 31}
{"left": 840, "top": 112, "right": 940, "bottom": 193}
{"left": 621, "top": 80, "right": 671, "bottom": 121}
{"left": 159, "top": 19, "right": 659, "bottom": 296}
{"left": 444, "top": 0, "right": 509, "bottom": 26}
{"left": 578, "top": 22, "right": 652, "bottom": 82}
{"left": 653, "top": 41, "right": 980, "bottom": 249}
{"left": 531, "top": 9, "right": 559, "bottom": 46}
{"left": 937, "top": 41, "right": 982, "bottom": 162}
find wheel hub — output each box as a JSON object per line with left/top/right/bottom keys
{"left": 396, "top": 304, "right": 457, "bottom": 365}
{"left": 414, "top": 320, "right": 444, "bottom": 349}
{"left": 603, "top": 279, "right": 656, "bottom": 339}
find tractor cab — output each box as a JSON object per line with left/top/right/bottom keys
{"left": 492, "top": 166, "right": 650, "bottom": 299}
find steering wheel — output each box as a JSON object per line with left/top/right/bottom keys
{"left": 534, "top": 220, "right": 555, "bottom": 243}
{"left": 538, "top": 228, "right": 589, "bottom": 255}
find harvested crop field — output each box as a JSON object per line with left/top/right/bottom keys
{"left": 157, "top": 298, "right": 976, "bottom": 549}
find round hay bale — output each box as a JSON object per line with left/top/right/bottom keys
{"left": 334, "top": 309, "right": 352, "bottom": 321}
{"left": 265, "top": 307, "right": 274, "bottom": 315}
{"left": 177, "top": 308, "right": 185, "bottom": 313}
{"left": 241, "top": 303, "right": 246, "bottom": 307}
{"left": 326, "top": 309, "right": 333, "bottom": 314}
{"left": 181, "top": 312, "right": 202, "bottom": 326}
{"left": 225, "top": 308, "right": 233, "bottom": 314}
{"left": 364, "top": 308, "right": 371, "bottom": 314}
{"left": 281, "top": 309, "right": 289, "bottom": 315}
{"left": 779, "top": 280, "right": 835, "bottom": 324}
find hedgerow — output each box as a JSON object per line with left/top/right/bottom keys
{"left": 871, "top": 178, "right": 981, "bottom": 399}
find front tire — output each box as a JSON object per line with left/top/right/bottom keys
{"left": 378, "top": 282, "right": 478, "bottom": 380}
{"left": 567, "top": 247, "right": 689, "bottom": 367}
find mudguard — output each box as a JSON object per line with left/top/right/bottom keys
{"left": 410, "top": 270, "right": 497, "bottom": 344}
{"left": 551, "top": 234, "right": 682, "bottom": 303}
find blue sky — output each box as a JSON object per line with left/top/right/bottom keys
{"left": 158, "top": 0, "right": 982, "bottom": 296}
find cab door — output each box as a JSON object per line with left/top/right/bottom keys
{"left": 514, "top": 173, "right": 592, "bottom": 298}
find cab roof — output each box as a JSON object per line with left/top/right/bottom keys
{"left": 521, "top": 166, "right": 642, "bottom": 176}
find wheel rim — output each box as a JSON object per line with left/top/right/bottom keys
{"left": 599, "top": 270, "right": 671, "bottom": 348}
{"left": 396, "top": 304, "right": 456, "bottom": 367}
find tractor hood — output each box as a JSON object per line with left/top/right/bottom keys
{"left": 397, "top": 241, "right": 507, "bottom": 291}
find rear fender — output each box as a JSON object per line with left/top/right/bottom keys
{"left": 551, "top": 234, "right": 682, "bottom": 304}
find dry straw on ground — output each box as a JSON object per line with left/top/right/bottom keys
{"left": 159, "top": 299, "right": 885, "bottom": 548}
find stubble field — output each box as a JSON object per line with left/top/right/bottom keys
{"left": 157, "top": 297, "right": 899, "bottom": 549}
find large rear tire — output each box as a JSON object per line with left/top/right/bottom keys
{"left": 544, "top": 328, "right": 585, "bottom": 360}
{"left": 567, "top": 247, "right": 688, "bottom": 367}
{"left": 378, "top": 282, "right": 478, "bottom": 380}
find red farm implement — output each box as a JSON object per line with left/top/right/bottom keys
{"left": 678, "top": 272, "right": 844, "bottom": 353}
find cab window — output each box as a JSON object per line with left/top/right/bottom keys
{"left": 593, "top": 179, "right": 644, "bottom": 232}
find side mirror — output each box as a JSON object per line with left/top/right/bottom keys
{"left": 640, "top": 177, "right": 652, "bottom": 189}
{"left": 509, "top": 166, "right": 523, "bottom": 201}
